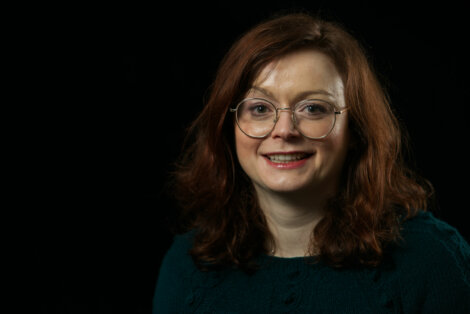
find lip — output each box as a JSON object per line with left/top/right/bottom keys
{"left": 262, "top": 151, "right": 314, "bottom": 169}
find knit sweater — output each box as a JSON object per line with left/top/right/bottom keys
{"left": 153, "top": 211, "right": 470, "bottom": 313}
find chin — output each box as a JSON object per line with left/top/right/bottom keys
{"left": 259, "top": 178, "right": 315, "bottom": 194}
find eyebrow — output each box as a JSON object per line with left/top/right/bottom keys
{"left": 250, "top": 86, "right": 334, "bottom": 100}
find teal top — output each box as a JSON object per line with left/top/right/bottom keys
{"left": 153, "top": 211, "right": 470, "bottom": 313}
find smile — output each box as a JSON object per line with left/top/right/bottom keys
{"left": 263, "top": 152, "right": 314, "bottom": 169}
{"left": 266, "top": 153, "right": 311, "bottom": 163}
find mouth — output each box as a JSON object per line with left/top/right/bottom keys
{"left": 264, "top": 152, "right": 313, "bottom": 163}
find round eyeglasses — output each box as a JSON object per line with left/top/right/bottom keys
{"left": 230, "top": 98, "right": 348, "bottom": 139}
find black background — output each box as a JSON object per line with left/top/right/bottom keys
{"left": 33, "top": 2, "right": 469, "bottom": 313}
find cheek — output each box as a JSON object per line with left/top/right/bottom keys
{"left": 329, "top": 126, "right": 348, "bottom": 149}
{"left": 235, "top": 128, "right": 260, "bottom": 169}
{"left": 327, "top": 118, "right": 350, "bottom": 162}
{"left": 235, "top": 128, "right": 245, "bottom": 159}
{"left": 314, "top": 117, "right": 350, "bottom": 168}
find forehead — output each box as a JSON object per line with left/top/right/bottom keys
{"left": 251, "top": 49, "right": 343, "bottom": 96}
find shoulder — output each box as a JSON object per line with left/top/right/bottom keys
{"left": 391, "top": 210, "right": 470, "bottom": 311}
{"left": 153, "top": 231, "right": 197, "bottom": 313}
{"left": 156, "top": 230, "right": 196, "bottom": 278}
{"left": 401, "top": 209, "right": 467, "bottom": 237}
{"left": 398, "top": 210, "right": 469, "bottom": 269}
{"left": 159, "top": 231, "right": 195, "bottom": 269}
{"left": 396, "top": 210, "right": 470, "bottom": 280}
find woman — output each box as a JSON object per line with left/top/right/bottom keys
{"left": 153, "top": 13, "right": 470, "bottom": 313}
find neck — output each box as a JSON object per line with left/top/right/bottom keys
{"left": 255, "top": 186, "right": 328, "bottom": 258}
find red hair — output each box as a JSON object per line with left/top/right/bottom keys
{"left": 169, "top": 13, "right": 433, "bottom": 270}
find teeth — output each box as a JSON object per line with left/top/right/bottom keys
{"left": 268, "top": 153, "right": 308, "bottom": 163}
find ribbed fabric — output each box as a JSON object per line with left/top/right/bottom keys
{"left": 153, "top": 211, "right": 470, "bottom": 313}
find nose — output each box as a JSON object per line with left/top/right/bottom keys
{"left": 270, "top": 108, "right": 301, "bottom": 139}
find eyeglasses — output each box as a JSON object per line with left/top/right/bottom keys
{"left": 230, "top": 98, "right": 348, "bottom": 139}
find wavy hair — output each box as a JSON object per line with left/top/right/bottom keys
{"left": 169, "top": 12, "right": 433, "bottom": 270}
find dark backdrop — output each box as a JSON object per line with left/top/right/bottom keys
{"left": 34, "top": 2, "right": 469, "bottom": 313}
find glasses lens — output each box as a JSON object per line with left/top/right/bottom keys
{"left": 294, "top": 100, "right": 336, "bottom": 138}
{"left": 237, "top": 99, "right": 276, "bottom": 137}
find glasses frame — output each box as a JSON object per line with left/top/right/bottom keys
{"left": 230, "top": 97, "right": 348, "bottom": 140}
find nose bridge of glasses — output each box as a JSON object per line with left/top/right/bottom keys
{"left": 273, "top": 107, "right": 296, "bottom": 125}
{"left": 276, "top": 107, "right": 292, "bottom": 113}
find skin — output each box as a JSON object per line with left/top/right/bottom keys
{"left": 235, "top": 48, "right": 350, "bottom": 257}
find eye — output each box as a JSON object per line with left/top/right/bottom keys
{"left": 244, "top": 101, "right": 274, "bottom": 116}
{"left": 238, "top": 99, "right": 275, "bottom": 121}
{"left": 306, "top": 103, "right": 327, "bottom": 114}
{"left": 297, "top": 101, "right": 332, "bottom": 117}
{"left": 251, "top": 104, "right": 269, "bottom": 114}
{"left": 295, "top": 100, "right": 334, "bottom": 121}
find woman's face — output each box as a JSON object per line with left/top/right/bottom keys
{"left": 235, "top": 49, "right": 349, "bottom": 197}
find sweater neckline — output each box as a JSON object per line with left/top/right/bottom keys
{"left": 262, "top": 254, "right": 314, "bottom": 260}
{"left": 258, "top": 253, "right": 321, "bottom": 266}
